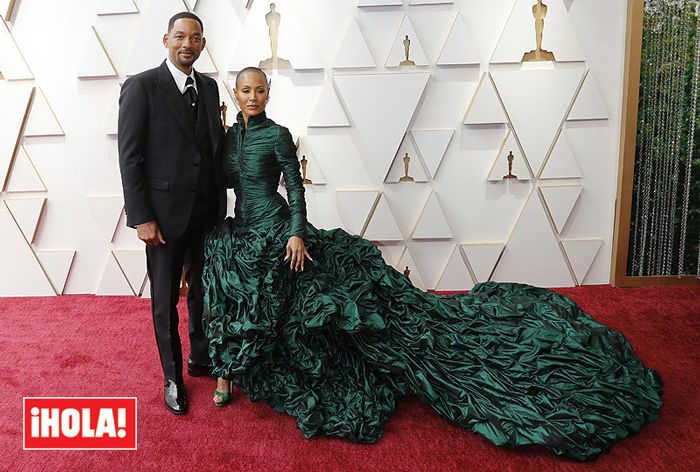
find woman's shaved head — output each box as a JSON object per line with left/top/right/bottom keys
{"left": 235, "top": 67, "right": 269, "bottom": 89}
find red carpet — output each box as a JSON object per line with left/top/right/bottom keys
{"left": 0, "top": 285, "right": 698, "bottom": 471}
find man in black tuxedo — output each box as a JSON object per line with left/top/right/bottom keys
{"left": 118, "top": 12, "right": 226, "bottom": 414}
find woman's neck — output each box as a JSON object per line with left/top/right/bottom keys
{"left": 241, "top": 110, "right": 266, "bottom": 128}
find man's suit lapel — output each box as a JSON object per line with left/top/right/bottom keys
{"left": 157, "top": 61, "right": 196, "bottom": 143}
{"left": 195, "top": 70, "right": 220, "bottom": 154}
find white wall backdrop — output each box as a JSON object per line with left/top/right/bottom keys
{"left": 0, "top": 0, "right": 627, "bottom": 296}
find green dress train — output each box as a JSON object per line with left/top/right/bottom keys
{"left": 202, "top": 111, "right": 663, "bottom": 461}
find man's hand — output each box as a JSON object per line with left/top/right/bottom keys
{"left": 136, "top": 221, "right": 166, "bottom": 246}
{"left": 284, "top": 236, "right": 312, "bottom": 271}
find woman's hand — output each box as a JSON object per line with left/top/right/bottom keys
{"left": 284, "top": 236, "right": 313, "bottom": 271}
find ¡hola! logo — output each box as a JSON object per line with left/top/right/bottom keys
{"left": 23, "top": 397, "right": 137, "bottom": 450}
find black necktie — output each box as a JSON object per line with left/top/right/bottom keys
{"left": 185, "top": 76, "right": 198, "bottom": 115}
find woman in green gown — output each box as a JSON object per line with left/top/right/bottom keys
{"left": 202, "top": 67, "right": 663, "bottom": 461}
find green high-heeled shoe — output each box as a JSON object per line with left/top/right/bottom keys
{"left": 213, "top": 381, "right": 232, "bottom": 407}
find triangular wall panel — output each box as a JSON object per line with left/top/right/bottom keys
{"left": 411, "top": 129, "right": 453, "bottom": 178}
{"left": 437, "top": 13, "right": 479, "bottom": 66}
{"left": 96, "top": 252, "right": 134, "bottom": 295}
{"left": 76, "top": 26, "right": 118, "bottom": 78}
{"left": 336, "top": 190, "right": 379, "bottom": 236}
{"left": 561, "top": 239, "right": 603, "bottom": 285}
{"left": 385, "top": 134, "right": 429, "bottom": 183}
{"left": 396, "top": 247, "right": 426, "bottom": 290}
{"left": 0, "top": 205, "right": 54, "bottom": 296}
{"left": 0, "top": 86, "right": 33, "bottom": 189}
{"left": 4, "top": 197, "right": 45, "bottom": 243}
{"left": 36, "top": 250, "right": 76, "bottom": 295}
{"left": 385, "top": 14, "right": 429, "bottom": 67}
{"left": 462, "top": 243, "right": 504, "bottom": 282}
{"left": 87, "top": 195, "right": 124, "bottom": 242}
{"left": 113, "top": 250, "right": 147, "bottom": 294}
{"left": 410, "top": 240, "right": 455, "bottom": 289}
{"left": 296, "top": 138, "right": 327, "bottom": 184}
{"left": 541, "top": 128, "right": 582, "bottom": 179}
{"left": 307, "top": 78, "right": 350, "bottom": 128}
{"left": 491, "top": 68, "right": 585, "bottom": 176}
{"left": 491, "top": 193, "right": 574, "bottom": 287}
{"left": 335, "top": 73, "right": 430, "bottom": 181}
{"left": 568, "top": 69, "right": 609, "bottom": 121}
{"left": 463, "top": 73, "right": 507, "bottom": 125}
{"left": 24, "top": 87, "right": 65, "bottom": 137}
{"left": 434, "top": 245, "right": 474, "bottom": 291}
{"left": 333, "top": 17, "right": 376, "bottom": 69}
{"left": 364, "top": 194, "right": 403, "bottom": 241}
{"left": 487, "top": 129, "right": 531, "bottom": 181}
{"left": 6, "top": 145, "right": 47, "bottom": 193}
{"left": 196, "top": 47, "right": 218, "bottom": 75}
{"left": 228, "top": 1, "right": 322, "bottom": 71}
{"left": 491, "top": 0, "right": 585, "bottom": 63}
{"left": 539, "top": 185, "right": 582, "bottom": 234}
{"left": 0, "top": 21, "right": 33, "bottom": 80}
{"left": 411, "top": 191, "right": 453, "bottom": 239}
{"left": 375, "top": 241, "right": 405, "bottom": 266}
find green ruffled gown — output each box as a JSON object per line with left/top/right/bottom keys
{"left": 202, "top": 111, "right": 662, "bottom": 461}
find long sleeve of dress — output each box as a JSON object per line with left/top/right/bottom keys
{"left": 274, "top": 126, "right": 307, "bottom": 239}
{"left": 222, "top": 129, "right": 241, "bottom": 190}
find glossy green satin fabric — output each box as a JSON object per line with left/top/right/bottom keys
{"left": 203, "top": 111, "right": 663, "bottom": 461}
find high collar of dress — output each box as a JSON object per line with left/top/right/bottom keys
{"left": 237, "top": 110, "right": 268, "bottom": 130}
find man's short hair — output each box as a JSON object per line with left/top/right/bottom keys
{"left": 168, "top": 12, "right": 204, "bottom": 33}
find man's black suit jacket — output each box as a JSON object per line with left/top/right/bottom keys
{"left": 118, "top": 60, "right": 227, "bottom": 239}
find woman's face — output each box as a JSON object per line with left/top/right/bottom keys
{"left": 234, "top": 71, "right": 269, "bottom": 119}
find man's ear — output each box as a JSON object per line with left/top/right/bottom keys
{"left": 163, "top": 33, "right": 169, "bottom": 48}
{"left": 201, "top": 37, "right": 207, "bottom": 49}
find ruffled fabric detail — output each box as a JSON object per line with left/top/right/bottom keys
{"left": 202, "top": 217, "right": 663, "bottom": 461}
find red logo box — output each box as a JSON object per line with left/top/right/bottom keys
{"left": 23, "top": 397, "right": 137, "bottom": 450}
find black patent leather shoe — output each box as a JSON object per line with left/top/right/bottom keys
{"left": 187, "top": 359, "right": 213, "bottom": 378}
{"left": 164, "top": 379, "right": 187, "bottom": 415}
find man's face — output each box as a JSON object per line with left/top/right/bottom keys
{"left": 163, "top": 18, "right": 205, "bottom": 72}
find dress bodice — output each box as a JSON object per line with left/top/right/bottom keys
{"left": 223, "top": 111, "right": 307, "bottom": 238}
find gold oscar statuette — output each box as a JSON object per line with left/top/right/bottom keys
{"left": 400, "top": 35, "right": 416, "bottom": 66}
{"left": 301, "top": 155, "right": 312, "bottom": 184}
{"left": 259, "top": 3, "right": 292, "bottom": 70}
{"left": 399, "top": 152, "right": 415, "bottom": 182}
{"left": 403, "top": 266, "right": 411, "bottom": 279}
{"left": 220, "top": 101, "right": 228, "bottom": 130}
{"left": 522, "top": 1, "right": 556, "bottom": 62}
{"left": 503, "top": 150, "right": 518, "bottom": 180}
